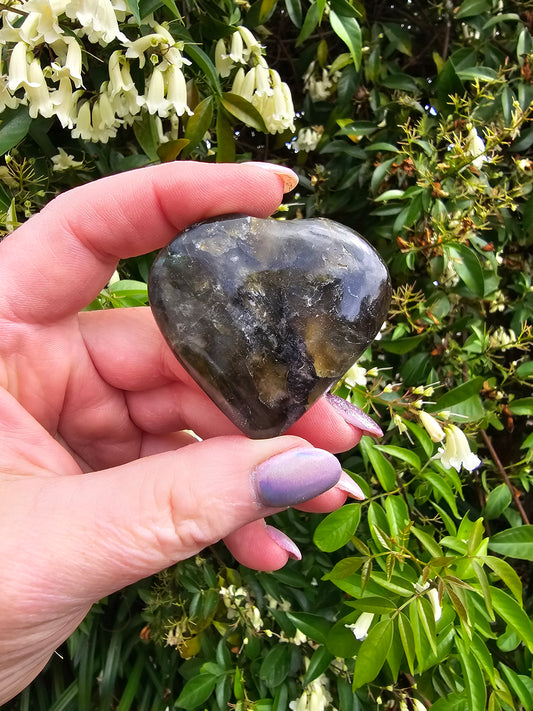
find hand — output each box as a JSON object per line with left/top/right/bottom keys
{"left": 0, "top": 162, "right": 369, "bottom": 703}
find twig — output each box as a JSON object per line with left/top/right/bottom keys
{"left": 481, "top": 429, "right": 530, "bottom": 525}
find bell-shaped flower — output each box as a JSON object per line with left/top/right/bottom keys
{"left": 50, "top": 37, "right": 84, "bottom": 88}
{"left": 66, "top": 0, "right": 126, "bottom": 46}
{"left": 0, "top": 74, "right": 19, "bottom": 112}
{"left": 26, "top": 58, "right": 55, "bottom": 118}
{"left": 237, "top": 25, "right": 262, "bottom": 61}
{"left": 125, "top": 34, "right": 169, "bottom": 68}
{"left": 8, "top": 42, "right": 40, "bottom": 91}
{"left": 346, "top": 612, "right": 374, "bottom": 641}
{"left": 108, "top": 50, "right": 134, "bottom": 96}
{"left": 343, "top": 362, "right": 368, "bottom": 388}
{"left": 215, "top": 38, "right": 234, "bottom": 78}
{"left": 438, "top": 424, "right": 481, "bottom": 472}
{"left": 229, "top": 30, "right": 245, "bottom": 62}
{"left": 465, "top": 127, "right": 486, "bottom": 170}
{"left": 166, "top": 63, "right": 191, "bottom": 116}
{"left": 138, "top": 65, "right": 170, "bottom": 117}
{"left": 50, "top": 77, "right": 81, "bottom": 128}
{"left": 419, "top": 411, "right": 445, "bottom": 443}
{"left": 19, "top": 0, "right": 66, "bottom": 45}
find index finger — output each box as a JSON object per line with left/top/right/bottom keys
{"left": 0, "top": 162, "right": 297, "bottom": 324}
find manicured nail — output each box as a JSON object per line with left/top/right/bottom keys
{"left": 253, "top": 447, "right": 342, "bottom": 507}
{"left": 241, "top": 162, "right": 299, "bottom": 193}
{"left": 265, "top": 525, "right": 302, "bottom": 560}
{"left": 336, "top": 471, "right": 365, "bottom": 501}
{"left": 326, "top": 393, "right": 384, "bottom": 438}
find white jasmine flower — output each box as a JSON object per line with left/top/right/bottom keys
{"left": 343, "top": 363, "right": 367, "bottom": 388}
{"left": 437, "top": 424, "right": 481, "bottom": 472}
{"left": 465, "top": 127, "right": 486, "bottom": 170}
{"left": 26, "top": 58, "right": 55, "bottom": 118}
{"left": 215, "top": 38, "right": 234, "bottom": 78}
{"left": 346, "top": 612, "right": 374, "bottom": 641}
{"left": 419, "top": 411, "right": 445, "bottom": 443}
{"left": 51, "top": 147, "right": 84, "bottom": 171}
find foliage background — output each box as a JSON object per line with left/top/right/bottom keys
{"left": 2, "top": 0, "right": 533, "bottom": 709}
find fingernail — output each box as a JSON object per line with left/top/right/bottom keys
{"left": 265, "top": 525, "right": 302, "bottom": 560}
{"left": 241, "top": 162, "right": 299, "bottom": 193}
{"left": 326, "top": 394, "right": 384, "bottom": 438}
{"left": 336, "top": 471, "right": 365, "bottom": 501}
{"left": 253, "top": 447, "right": 342, "bottom": 507}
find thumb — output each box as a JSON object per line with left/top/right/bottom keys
{"left": 6, "top": 436, "right": 342, "bottom": 605}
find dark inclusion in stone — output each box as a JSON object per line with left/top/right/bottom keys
{"left": 149, "top": 215, "right": 391, "bottom": 439}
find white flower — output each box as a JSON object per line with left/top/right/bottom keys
{"left": 295, "top": 127, "right": 321, "bottom": 153}
{"left": 437, "top": 424, "right": 481, "bottom": 472}
{"left": 8, "top": 42, "right": 39, "bottom": 92}
{"left": 229, "top": 29, "right": 245, "bottom": 62}
{"left": 215, "top": 38, "right": 234, "bottom": 78}
{"left": 166, "top": 63, "right": 191, "bottom": 116}
{"left": 51, "top": 147, "right": 84, "bottom": 171}
{"left": 125, "top": 33, "right": 170, "bottom": 68}
{"left": 19, "top": 0, "right": 66, "bottom": 45}
{"left": 419, "top": 411, "right": 445, "bottom": 443}
{"left": 139, "top": 65, "right": 170, "bottom": 117}
{"left": 427, "top": 587, "right": 442, "bottom": 622}
{"left": 289, "top": 675, "right": 332, "bottom": 711}
{"left": 50, "top": 77, "right": 81, "bottom": 128}
{"left": 0, "top": 75, "right": 19, "bottom": 112}
{"left": 303, "top": 61, "right": 338, "bottom": 102}
{"left": 26, "top": 58, "right": 55, "bottom": 118}
{"left": 465, "top": 127, "right": 486, "bottom": 170}
{"left": 66, "top": 0, "right": 127, "bottom": 45}
{"left": 343, "top": 363, "right": 367, "bottom": 388}
{"left": 393, "top": 413, "right": 408, "bottom": 434}
{"left": 346, "top": 612, "right": 374, "bottom": 641}
{"left": 237, "top": 25, "right": 262, "bottom": 60}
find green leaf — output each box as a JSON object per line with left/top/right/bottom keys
{"left": 484, "top": 484, "right": 512, "bottom": 519}
{"left": 489, "top": 526, "right": 533, "bottom": 561}
{"left": 181, "top": 42, "right": 221, "bottom": 95}
{"left": 480, "top": 556, "right": 522, "bottom": 603}
{"left": 380, "top": 334, "right": 426, "bottom": 354}
{"left": 456, "top": 66, "right": 498, "bottom": 81}
{"left": 456, "top": 636, "right": 487, "bottom": 711}
{"left": 0, "top": 106, "right": 32, "bottom": 155}
{"left": 411, "top": 526, "right": 444, "bottom": 558}
{"left": 472, "top": 560, "right": 494, "bottom": 620}
{"left": 313, "top": 504, "right": 361, "bottom": 552}
{"left": 133, "top": 113, "right": 160, "bottom": 162}
{"left": 516, "top": 361, "right": 533, "bottom": 379}
{"left": 509, "top": 397, "right": 533, "bottom": 416}
{"left": 360, "top": 438, "right": 396, "bottom": 491}
{"left": 347, "top": 596, "right": 398, "bottom": 614}
{"left": 303, "top": 646, "right": 334, "bottom": 685}
{"left": 124, "top": 0, "right": 141, "bottom": 23}
{"left": 329, "top": 10, "right": 362, "bottom": 70}
{"left": 182, "top": 96, "right": 214, "bottom": 158}
{"left": 384, "top": 495, "right": 410, "bottom": 538}
{"left": 175, "top": 674, "right": 217, "bottom": 709}
{"left": 491, "top": 587, "right": 533, "bottom": 652}
{"left": 285, "top": 612, "right": 331, "bottom": 645}
{"left": 428, "top": 377, "right": 484, "bottom": 412}
{"left": 259, "top": 645, "right": 291, "bottom": 687}
{"left": 375, "top": 445, "right": 421, "bottom": 471}
{"left": 422, "top": 471, "right": 460, "bottom": 517}
{"left": 216, "top": 109, "right": 236, "bottom": 163}
{"left": 296, "top": 2, "right": 319, "bottom": 45}
{"left": 445, "top": 244, "right": 485, "bottom": 298}
{"left": 499, "top": 664, "right": 533, "bottom": 711}
{"left": 397, "top": 612, "right": 415, "bottom": 675}
{"left": 352, "top": 619, "right": 393, "bottom": 688}
{"left": 284, "top": 0, "right": 302, "bottom": 26}
{"left": 416, "top": 597, "right": 437, "bottom": 655}
{"left": 220, "top": 93, "right": 268, "bottom": 133}
{"left": 455, "top": 0, "right": 491, "bottom": 18}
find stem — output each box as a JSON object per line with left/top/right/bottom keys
{"left": 480, "top": 429, "right": 529, "bottom": 525}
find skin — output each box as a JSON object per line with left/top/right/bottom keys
{"left": 0, "top": 162, "right": 364, "bottom": 703}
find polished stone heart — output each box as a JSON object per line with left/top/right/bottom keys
{"left": 148, "top": 215, "right": 391, "bottom": 439}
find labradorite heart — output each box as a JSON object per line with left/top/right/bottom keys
{"left": 148, "top": 215, "right": 391, "bottom": 439}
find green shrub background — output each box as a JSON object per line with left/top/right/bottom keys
{"left": 2, "top": 0, "right": 533, "bottom": 709}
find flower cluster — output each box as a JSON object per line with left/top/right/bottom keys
{"left": 0, "top": 2, "right": 295, "bottom": 145}
{"left": 215, "top": 27, "right": 295, "bottom": 134}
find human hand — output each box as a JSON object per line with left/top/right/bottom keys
{"left": 0, "top": 162, "right": 376, "bottom": 703}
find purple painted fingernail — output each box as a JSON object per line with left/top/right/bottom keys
{"left": 336, "top": 471, "right": 365, "bottom": 501}
{"left": 253, "top": 448, "right": 342, "bottom": 507}
{"left": 265, "top": 525, "right": 302, "bottom": 560}
{"left": 326, "top": 393, "right": 384, "bottom": 438}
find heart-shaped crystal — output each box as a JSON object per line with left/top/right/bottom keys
{"left": 149, "top": 215, "right": 391, "bottom": 438}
